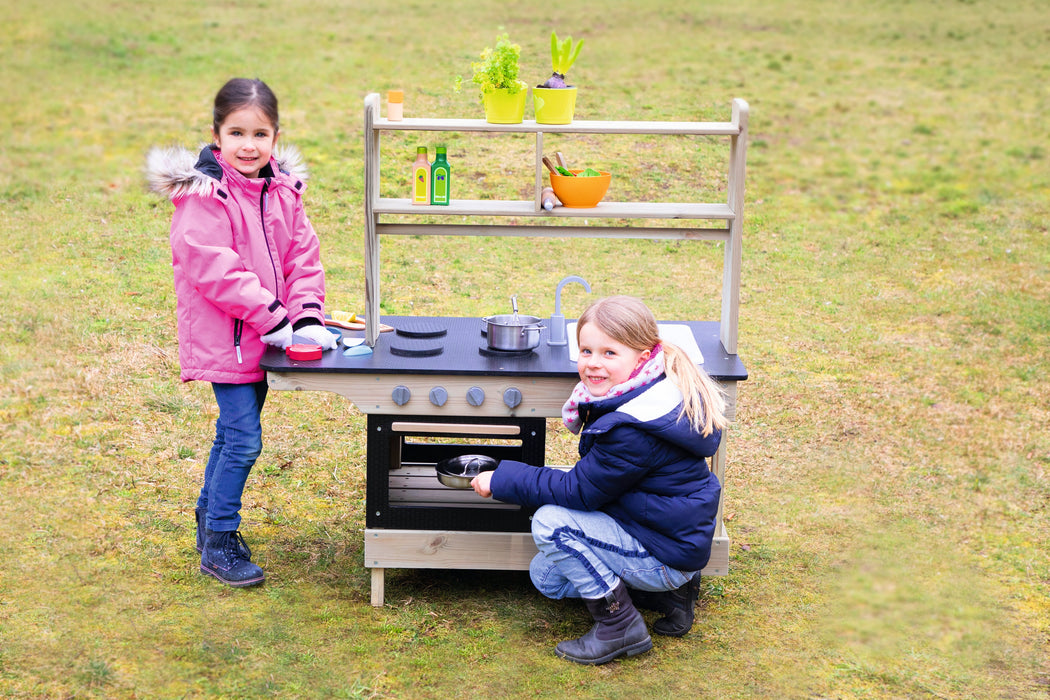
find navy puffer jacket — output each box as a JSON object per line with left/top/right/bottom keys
{"left": 490, "top": 376, "right": 722, "bottom": 571}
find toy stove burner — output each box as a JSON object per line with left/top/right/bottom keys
{"left": 396, "top": 320, "right": 448, "bottom": 339}
{"left": 390, "top": 338, "right": 444, "bottom": 357}
{"left": 389, "top": 321, "right": 448, "bottom": 357}
{"left": 478, "top": 345, "right": 534, "bottom": 358}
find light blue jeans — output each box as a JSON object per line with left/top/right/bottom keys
{"left": 529, "top": 504, "right": 697, "bottom": 601}
{"left": 196, "top": 381, "right": 267, "bottom": 533}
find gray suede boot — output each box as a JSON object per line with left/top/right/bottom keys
{"left": 555, "top": 582, "right": 652, "bottom": 665}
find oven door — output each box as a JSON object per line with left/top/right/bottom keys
{"left": 365, "top": 414, "right": 546, "bottom": 532}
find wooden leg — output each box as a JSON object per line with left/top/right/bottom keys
{"left": 370, "top": 568, "right": 385, "bottom": 607}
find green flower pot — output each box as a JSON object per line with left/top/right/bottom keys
{"left": 482, "top": 82, "right": 528, "bottom": 124}
{"left": 533, "top": 87, "right": 577, "bottom": 125}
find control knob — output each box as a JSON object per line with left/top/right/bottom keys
{"left": 503, "top": 387, "right": 523, "bottom": 409}
{"left": 391, "top": 385, "right": 411, "bottom": 406}
{"left": 466, "top": 386, "right": 485, "bottom": 407}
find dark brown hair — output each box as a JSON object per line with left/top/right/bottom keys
{"left": 212, "top": 78, "right": 279, "bottom": 134}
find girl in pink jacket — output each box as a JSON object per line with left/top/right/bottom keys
{"left": 148, "top": 78, "right": 336, "bottom": 587}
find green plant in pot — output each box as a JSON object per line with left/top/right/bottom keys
{"left": 534, "top": 30, "right": 584, "bottom": 124}
{"left": 464, "top": 32, "right": 528, "bottom": 124}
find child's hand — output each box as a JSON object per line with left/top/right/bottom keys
{"left": 294, "top": 324, "right": 338, "bottom": 350}
{"left": 471, "top": 471, "right": 493, "bottom": 498}
{"left": 261, "top": 322, "right": 293, "bottom": 349}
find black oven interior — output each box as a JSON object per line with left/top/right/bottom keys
{"left": 365, "top": 414, "right": 546, "bottom": 532}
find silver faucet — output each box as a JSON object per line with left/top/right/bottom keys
{"left": 547, "top": 275, "right": 591, "bottom": 346}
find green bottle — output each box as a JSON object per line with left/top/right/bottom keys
{"left": 431, "top": 146, "right": 450, "bottom": 205}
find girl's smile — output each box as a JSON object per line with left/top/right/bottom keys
{"left": 576, "top": 323, "right": 650, "bottom": 397}
{"left": 212, "top": 106, "right": 278, "bottom": 179}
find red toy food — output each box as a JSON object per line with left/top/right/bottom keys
{"left": 286, "top": 344, "right": 323, "bottom": 361}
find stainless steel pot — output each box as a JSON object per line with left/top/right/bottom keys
{"left": 435, "top": 454, "right": 498, "bottom": 489}
{"left": 482, "top": 314, "right": 545, "bottom": 351}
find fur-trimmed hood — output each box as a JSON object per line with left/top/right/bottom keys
{"left": 154, "top": 141, "right": 325, "bottom": 385}
{"left": 146, "top": 143, "right": 308, "bottom": 200}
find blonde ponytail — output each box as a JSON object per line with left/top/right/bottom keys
{"left": 662, "top": 342, "right": 727, "bottom": 437}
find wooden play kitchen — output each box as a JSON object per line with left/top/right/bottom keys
{"left": 260, "top": 93, "right": 750, "bottom": 606}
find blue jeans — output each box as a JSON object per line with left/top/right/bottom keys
{"left": 529, "top": 504, "right": 697, "bottom": 600}
{"left": 196, "top": 381, "right": 267, "bottom": 533}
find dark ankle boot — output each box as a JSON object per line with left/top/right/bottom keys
{"left": 195, "top": 508, "right": 206, "bottom": 553}
{"left": 197, "top": 511, "right": 250, "bottom": 558}
{"left": 651, "top": 573, "right": 702, "bottom": 637}
{"left": 555, "top": 582, "right": 652, "bottom": 665}
{"left": 200, "top": 529, "right": 265, "bottom": 588}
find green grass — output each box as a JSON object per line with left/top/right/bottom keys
{"left": 2, "top": 0, "right": 1049, "bottom": 697}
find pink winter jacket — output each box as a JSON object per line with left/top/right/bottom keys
{"left": 147, "top": 144, "right": 327, "bottom": 383}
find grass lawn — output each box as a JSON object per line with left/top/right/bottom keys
{"left": 1, "top": 0, "right": 1047, "bottom": 697}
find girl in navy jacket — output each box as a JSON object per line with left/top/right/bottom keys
{"left": 472, "top": 296, "right": 727, "bottom": 665}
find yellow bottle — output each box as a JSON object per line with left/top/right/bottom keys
{"left": 412, "top": 146, "right": 430, "bottom": 205}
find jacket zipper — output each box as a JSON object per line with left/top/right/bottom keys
{"left": 233, "top": 319, "right": 244, "bottom": 364}
{"left": 238, "top": 178, "right": 278, "bottom": 366}
{"left": 260, "top": 180, "right": 280, "bottom": 296}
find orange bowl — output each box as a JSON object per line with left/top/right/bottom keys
{"left": 549, "top": 169, "right": 612, "bottom": 208}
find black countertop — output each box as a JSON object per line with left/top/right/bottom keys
{"left": 260, "top": 316, "right": 747, "bottom": 382}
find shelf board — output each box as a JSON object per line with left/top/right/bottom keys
{"left": 373, "top": 198, "right": 735, "bottom": 220}
{"left": 373, "top": 117, "right": 741, "bottom": 136}
{"left": 374, "top": 222, "right": 731, "bottom": 241}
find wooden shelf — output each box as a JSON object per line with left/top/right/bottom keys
{"left": 372, "top": 117, "right": 742, "bottom": 136}
{"left": 363, "top": 92, "right": 748, "bottom": 352}
{"left": 364, "top": 93, "right": 749, "bottom": 353}
{"left": 373, "top": 197, "right": 736, "bottom": 221}
{"left": 364, "top": 526, "right": 729, "bottom": 605}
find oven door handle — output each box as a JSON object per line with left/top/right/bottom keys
{"left": 390, "top": 421, "right": 521, "bottom": 436}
